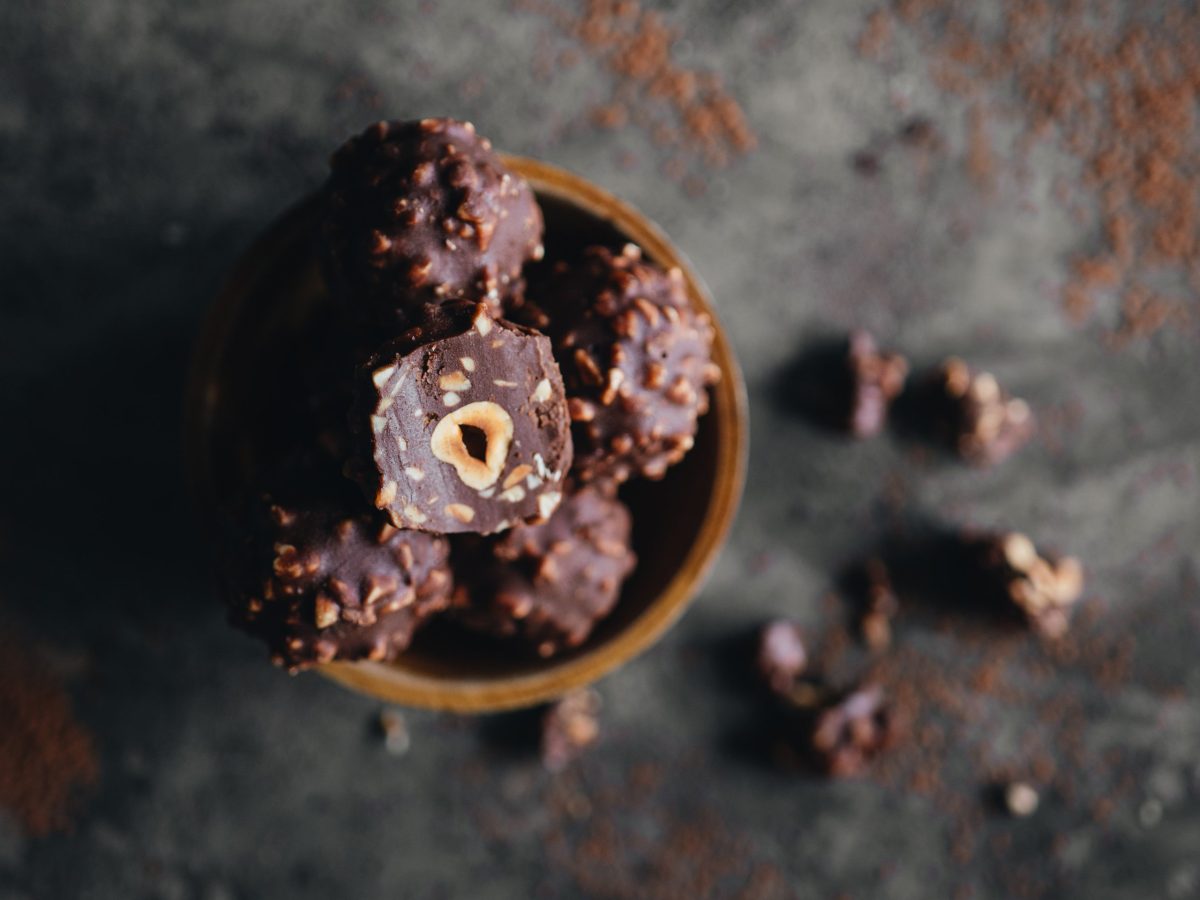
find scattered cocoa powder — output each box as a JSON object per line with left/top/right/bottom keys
{"left": 861, "top": 1, "right": 1200, "bottom": 344}
{"left": 0, "top": 630, "right": 99, "bottom": 836}
{"left": 515, "top": 0, "right": 757, "bottom": 182}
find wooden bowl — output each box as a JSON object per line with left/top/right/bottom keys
{"left": 186, "top": 156, "right": 748, "bottom": 712}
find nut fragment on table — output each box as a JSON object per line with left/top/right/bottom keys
{"left": 972, "top": 530, "right": 1084, "bottom": 638}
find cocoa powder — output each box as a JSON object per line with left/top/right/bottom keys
{"left": 516, "top": 0, "right": 756, "bottom": 183}
{"left": 862, "top": 1, "right": 1200, "bottom": 344}
{"left": 0, "top": 631, "right": 99, "bottom": 836}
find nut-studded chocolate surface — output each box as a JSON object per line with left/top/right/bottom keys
{"left": 514, "top": 243, "right": 719, "bottom": 485}
{"left": 350, "top": 303, "right": 572, "bottom": 535}
{"left": 321, "top": 118, "right": 543, "bottom": 324}
{"left": 450, "top": 486, "right": 636, "bottom": 657}
{"left": 224, "top": 481, "right": 453, "bottom": 672}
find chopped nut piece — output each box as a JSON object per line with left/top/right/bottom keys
{"left": 438, "top": 371, "right": 471, "bottom": 391}
{"left": 1005, "top": 781, "right": 1040, "bottom": 817}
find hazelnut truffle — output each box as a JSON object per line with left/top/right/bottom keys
{"left": 450, "top": 485, "right": 636, "bottom": 657}
{"left": 514, "top": 243, "right": 719, "bottom": 485}
{"left": 348, "top": 302, "right": 572, "bottom": 535}
{"left": 224, "top": 480, "right": 452, "bottom": 672}
{"left": 322, "top": 118, "right": 544, "bottom": 324}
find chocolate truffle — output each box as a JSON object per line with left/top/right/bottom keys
{"left": 225, "top": 483, "right": 452, "bottom": 672}
{"left": 322, "top": 118, "right": 544, "bottom": 324}
{"left": 451, "top": 485, "right": 636, "bottom": 657}
{"left": 514, "top": 243, "right": 719, "bottom": 485}
{"left": 349, "top": 302, "right": 572, "bottom": 535}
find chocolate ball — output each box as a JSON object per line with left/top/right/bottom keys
{"left": 322, "top": 118, "right": 544, "bottom": 325}
{"left": 224, "top": 478, "right": 452, "bottom": 672}
{"left": 514, "top": 243, "right": 720, "bottom": 485}
{"left": 450, "top": 485, "right": 636, "bottom": 657}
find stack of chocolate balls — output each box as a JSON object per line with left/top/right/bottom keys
{"left": 223, "top": 118, "right": 720, "bottom": 671}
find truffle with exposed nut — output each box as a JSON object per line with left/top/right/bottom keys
{"left": 512, "top": 243, "right": 719, "bottom": 485}
{"left": 224, "top": 480, "right": 453, "bottom": 672}
{"left": 449, "top": 485, "right": 636, "bottom": 657}
{"left": 348, "top": 302, "right": 572, "bottom": 535}
{"left": 321, "top": 117, "right": 544, "bottom": 325}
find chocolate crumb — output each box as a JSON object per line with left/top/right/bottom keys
{"left": 808, "top": 684, "right": 897, "bottom": 778}
{"left": 859, "top": 558, "right": 899, "bottom": 651}
{"left": 845, "top": 331, "right": 909, "bottom": 438}
{"left": 542, "top": 689, "right": 601, "bottom": 772}
{"left": 928, "top": 358, "right": 1034, "bottom": 466}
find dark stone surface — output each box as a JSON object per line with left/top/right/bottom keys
{"left": 1, "top": 1, "right": 1198, "bottom": 898}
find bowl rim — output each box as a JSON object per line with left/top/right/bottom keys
{"left": 186, "top": 154, "right": 748, "bottom": 712}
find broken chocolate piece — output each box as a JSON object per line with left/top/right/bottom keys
{"left": 859, "top": 558, "right": 899, "bottom": 651}
{"left": 450, "top": 486, "right": 636, "bottom": 657}
{"left": 845, "top": 330, "right": 908, "bottom": 438}
{"left": 541, "top": 689, "right": 602, "bottom": 771}
{"left": 322, "top": 118, "right": 543, "bottom": 324}
{"left": 224, "top": 479, "right": 453, "bottom": 672}
{"left": 756, "top": 620, "right": 808, "bottom": 694}
{"left": 808, "top": 684, "right": 896, "bottom": 777}
{"left": 514, "top": 243, "right": 718, "bottom": 485}
{"left": 930, "top": 358, "right": 1034, "bottom": 465}
{"left": 971, "top": 530, "right": 1084, "bottom": 638}
{"left": 349, "top": 302, "right": 572, "bottom": 535}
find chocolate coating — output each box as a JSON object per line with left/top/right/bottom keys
{"left": 349, "top": 303, "right": 572, "bottom": 535}
{"left": 514, "top": 244, "right": 719, "bottom": 485}
{"left": 450, "top": 486, "right": 636, "bottom": 657}
{"left": 224, "top": 478, "right": 452, "bottom": 672}
{"left": 322, "top": 118, "right": 544, "bottom": 324}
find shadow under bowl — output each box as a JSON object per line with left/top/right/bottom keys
{"left": 186, "top": 155, "right": 748, "bottom": 712}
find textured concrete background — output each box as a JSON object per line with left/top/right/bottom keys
{"left": 1, "top": 1, "right": 1198, "bottom": 898}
